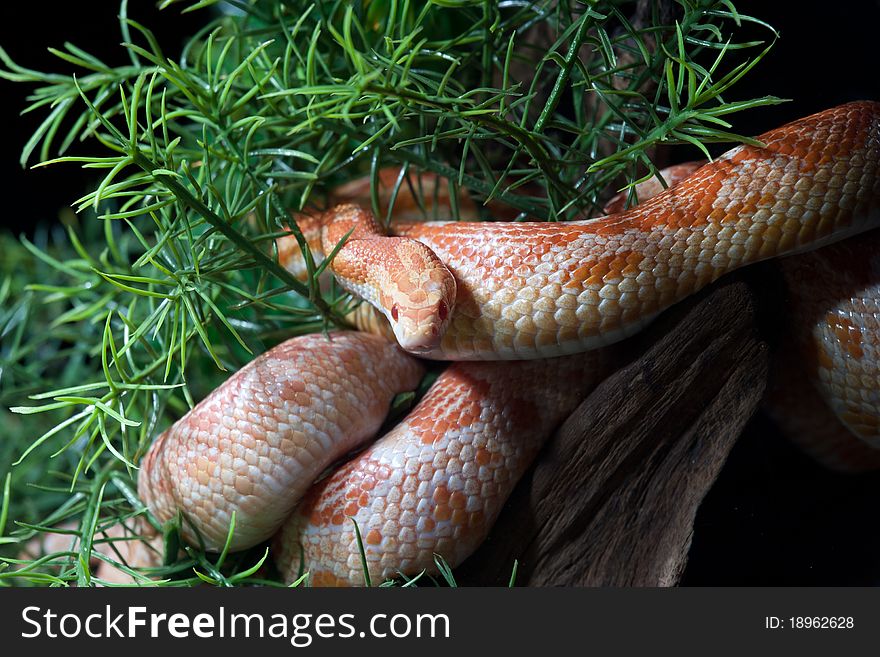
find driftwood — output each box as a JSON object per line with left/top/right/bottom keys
{"left": 458, "top": 272, "right": 772, "bottom": 586}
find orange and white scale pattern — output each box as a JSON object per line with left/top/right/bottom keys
{"left": 322, "top": 204, "right": 458, "bottom": 353}
{"left": 273, "top": 351, "right": 607, "bottom": 586}
{"left": 132, "top": 103, "right": 880, "bottom": 586}
{"left": 138, "top": 333, "right": 424, "bottom": 552}
{"left": 392, "top": 102, "right": 880, "bottom": 360}
{"left": 275, "top": 166, "right": 481, "bottom": 284}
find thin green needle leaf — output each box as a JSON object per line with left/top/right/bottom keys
{"left": 351, "top": 518, "right": 372, "bottom": 588}
{"left": 0, "top": 474, "right": 11, "bottom": 539}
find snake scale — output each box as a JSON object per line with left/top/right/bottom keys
{"left": 136, "top": 101, "right": 880, "bottom": 585}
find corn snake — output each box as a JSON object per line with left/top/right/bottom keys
{"left": 136, "top": 101, "right": 880, "bottom": 585}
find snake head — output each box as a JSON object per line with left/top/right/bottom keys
{"left": 383, "top": 240, "right": 457, "bottom": 354}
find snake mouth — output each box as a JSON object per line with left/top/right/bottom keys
{"left": 391, "top": 322, "right": 443, "bottom": 354}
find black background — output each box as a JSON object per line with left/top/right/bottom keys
{"left": 0, "top": 1, "right": 879, "bottom": 585}
{"left": 0, "top": 2, "right": 205, "bottom": 232}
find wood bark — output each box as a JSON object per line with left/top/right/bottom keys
{"left": 458, "top": 273, "right": 772, "bottom": 586}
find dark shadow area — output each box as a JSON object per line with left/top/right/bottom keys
{"left": 682, "top": 0, "right": 880, "bottom": 585}
{"left": 684, "top": 412, "right": 880, "bottom": 585}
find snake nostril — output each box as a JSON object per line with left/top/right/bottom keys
{"left": 438, "top": 300, "right": 449, "bottom": 321}
{"left": 391, "top": 304, "right": 399, "bottom": 322}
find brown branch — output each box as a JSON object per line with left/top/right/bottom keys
{"left": 458, "top": 272, "right": 772, "bottom": 586}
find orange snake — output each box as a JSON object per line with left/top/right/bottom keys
{"left": 136, "top": 101, "right": 880, "bottom": 586}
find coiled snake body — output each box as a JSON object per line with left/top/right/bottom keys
{"left": 138, "top": 102, "right": 880, "bottom": 585}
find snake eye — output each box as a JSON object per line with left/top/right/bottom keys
{"left": 391, "top": 304, "right": 399, "bottom": 322}
{"left": 438, "top": 300, "right": 449, "bottom": 321}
